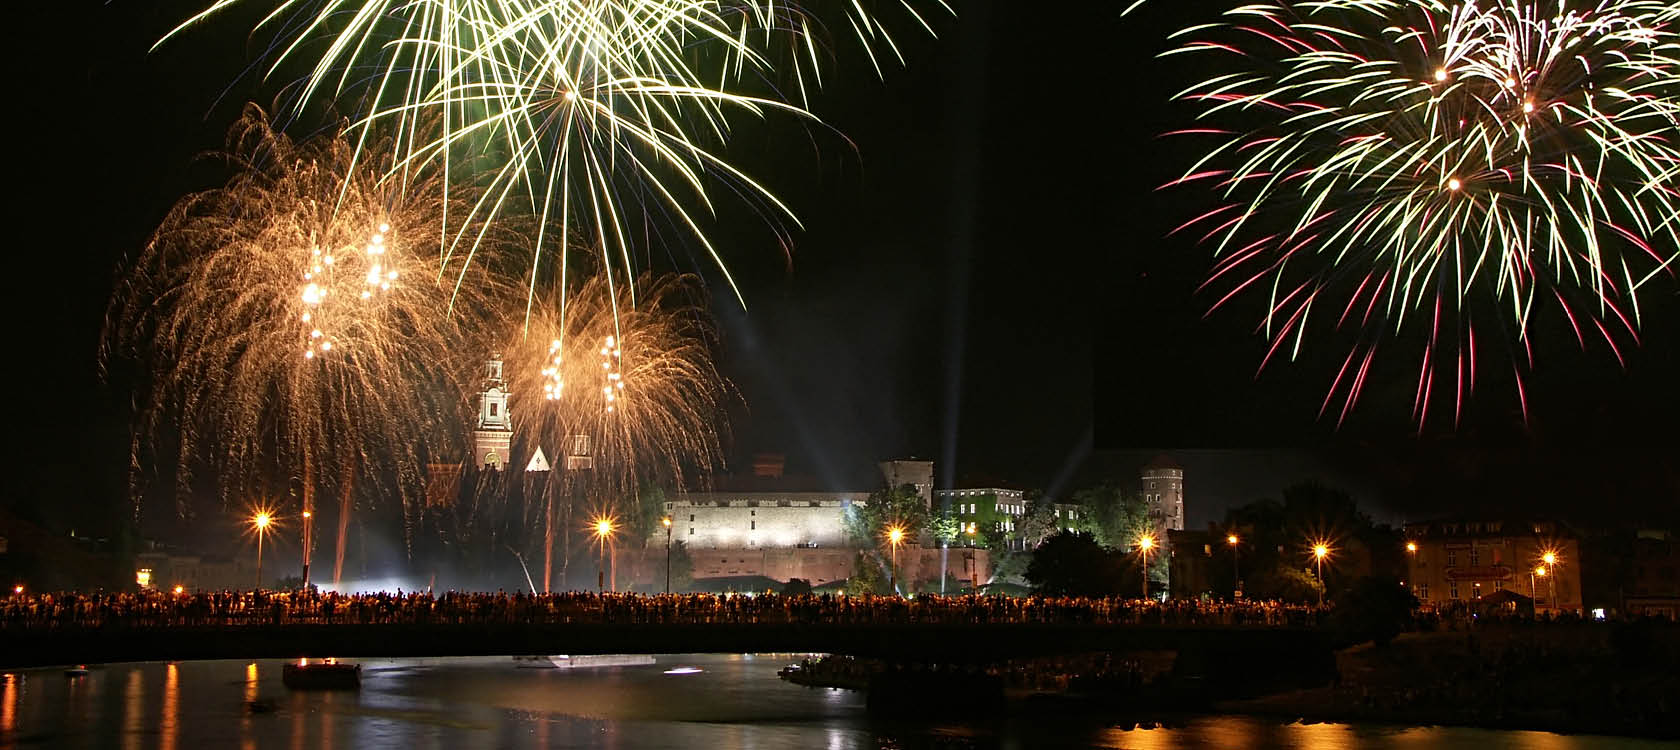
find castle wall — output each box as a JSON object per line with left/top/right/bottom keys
{"left": 615, "top": 546, "right": 993, "bottom": 590}
{"left": 665, "top": 493, "right": 866, "bottom": 549}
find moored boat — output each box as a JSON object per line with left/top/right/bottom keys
{"left": 282, "top": 658, "right": 360, "bottom": 690}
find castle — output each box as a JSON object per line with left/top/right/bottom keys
{"left": 443, "top": 356, "right": 1184, "bottom": 591}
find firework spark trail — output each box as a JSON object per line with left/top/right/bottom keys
{"left": 104, "top": 105, "right": 516, "bottom": 546}
{"left": 1166, "top": 0, "right": 1680, "bottom": 427}
{"left": 505, "top": 271, "right": 731, "bottom": 504}
{"left": 157, "top": 0, "right": 951, "bottom": 312}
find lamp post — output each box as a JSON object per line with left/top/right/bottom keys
{"left": 662, "top": 517, "right": 673, "bottom": 594}
{"left": 1138, "top": 535, "right": 1156, "bottom": 600}
{"left": 1541, "top": 550, "right": 1558, "bottom": 613}
{"left": 1405, "top": 541, "right": 1417, "bottom": 597}
{"left": 1313, "top": 543, "right": 1330, "bottom": 608}
{"left": 887, "top": 526, "right": 905, "bottom": 596}
{"left": 252, "top": 512, "right": 273, "bottom": 590}
{"left": 1227, "top": 534, "right": 1241, "bottom": 599}
{"left": 593, "top": 518, "right": 615, "bottom": 593}
{"left": 300, "top": 510, "right": 313, "bottom": 589}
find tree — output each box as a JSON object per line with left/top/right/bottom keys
{"left": 990, "top": 549, "right": 1030, "bottom": 585}
{"left": 1331, "top": 575, "right": 1417, "bottom": 646}
{"left": 626, "top": 484, "right": 668, "bottom": 541}
{"left": 1069, "top": 483, "right": 1151, "bottom": 551}
{"left": 844, "top": 484, "right": 928, "bottom": 548}
{"left": 928, "top": 511, "right": 961, "bottom": 546}
{"left": 667, "top": 540, "right": 694, "bottom": 592}
{"left": 845, "top": 551, "right": 889, "bottom": 595}
{"left": 1025, "top": 531, "right": 1125, "bottom": 596}
{"left": 1261, "top": 565, "right": 1325, "bottom": 604}
{"left": 1020, "top": 491, "right": 1061, "bottom": 547}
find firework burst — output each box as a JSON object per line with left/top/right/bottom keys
{"left": 105, "top": 105, "right": 514, "bottom": 530}
{"left": 157, "top": 0, "right": 951, "bottom": 310}
{"left": 504, "top": 271, "right": 731, "bottom": 500}
{"left": 1166, "top": 0, "right": 1680, "bottom": 428}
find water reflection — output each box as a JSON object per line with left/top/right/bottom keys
{"left": 122, "top": 667, "right": 142, "bottom": 750}
{"left": 2, "top": 673, "right": 16, "bottom": 734}
{"left": 162, "top": 663, "right": 179, "bottom": 750}
{"left": 0, "top": 656, "right": 1666, "bottom": 750}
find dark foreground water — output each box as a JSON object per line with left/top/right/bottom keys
{"left": 0, "top": 655, "right": 1664, "bottom": 749}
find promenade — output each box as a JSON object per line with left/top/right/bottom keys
{"left": 0, "top": 591, "right": 1331, "bottom": 668}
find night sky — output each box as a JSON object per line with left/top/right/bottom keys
{"left": 9, "top": 2, "right": 1677, "bottom": 543}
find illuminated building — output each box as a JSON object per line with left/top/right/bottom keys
{"left": 1140, "top": 455, "right": 1186, "bottom": 532}
{"left": 1404, "top": 519, "right": 1583, "bottom": 615}
{"left": 472, "top": 355, "right": 514, "bottom": 469}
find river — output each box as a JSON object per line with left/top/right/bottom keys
{"left": 0, "top": 655, "right": 1663, "bottom": 749}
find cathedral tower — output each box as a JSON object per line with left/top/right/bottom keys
{"left": 473, "top": 355, "right": 513, "bottom": 469}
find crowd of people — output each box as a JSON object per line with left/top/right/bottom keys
{"left": 0, "top": 589, "right": 1332, "bottom": 630}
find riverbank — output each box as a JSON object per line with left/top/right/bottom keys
{"left": 1217, "top": 627, "right": 1679, "bottom": 739}
{"left": 777, "top": 624, "right": 1680, "bottom": 739}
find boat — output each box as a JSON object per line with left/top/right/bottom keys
{"left": 512, "top": 655, "right": 657, "bottom": 670}
{"left": 64, "top": 665, "right": 89, "bottom": 678}
{"left": 282, "top": 658, "right": 360, "bottom": 690}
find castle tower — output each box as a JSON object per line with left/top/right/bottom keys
{"left": 1140, "top": 455, "right": 1185, "bottom": 532}
{"left": 880, "top": 459, "right": 934, "bottom": 507}
{"left": 473, "top": 355, "right": 514, "bottom": 469}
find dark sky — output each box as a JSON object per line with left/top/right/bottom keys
{"left": 8, "top": 2, "right": 1677, "bottom": 542}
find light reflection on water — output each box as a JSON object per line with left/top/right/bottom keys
{"left": 0, "top": 655, "right": 1665, "bottom": 750}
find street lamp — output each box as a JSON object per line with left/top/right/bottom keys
{"left": 1312, "top": 542, "right": 1331, "bottom": 608}
{"left": 662, "top": 517, "right": 674, "bottom": 594}
{"left": 252, "top": 512, "right": 274, "bottom": 590}
{"left": 300, "top": 510, "right": 313, "bottom": 589}
{"left": 1227, "top": 534, "right": 1241, "bottom": 600}
{"left": 1539, "top": 550, "right": 1559, "bottom": 612}
{"left": 887, "top": 526, "right": 905, "bottom": 596}
{"left": 593, "top": 518, "right": 615, "bottom": 593}
{"left": 1138, "top": 534, "right": 1156, "bottom": 600}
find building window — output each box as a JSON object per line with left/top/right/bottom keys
{"left": 489, "top": 403, "right": 498, "bottom": 416}
{"left": 1417, "top": 583, "right": 1429, "bottom": 599}
{"left": 689, "top": 528, "right": 694, "bottom": 535}
{"left": 1469, "top": 548, "right": 1479, "bottom": 567}
{"left": 1449, "top": 582, "right": 1459, "bottom": 599}
{"left": 689, "top": 515, "right": 695, "bottom": 522}
{"left": 751, "top": 521, "right": 756, "bottom": 530}
{"left": 1447, "top": 550, "right": 1457, "bottom": 567}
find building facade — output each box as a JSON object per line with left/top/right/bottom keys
{"left": 938, "top": 488, "right": 1026, "bottom": 548}
{"left": 1404, "top": 519, "right": 1583, "bottom": 614}
{"left": 1623, "top": 529, "right": 1680, "bottom": 619}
